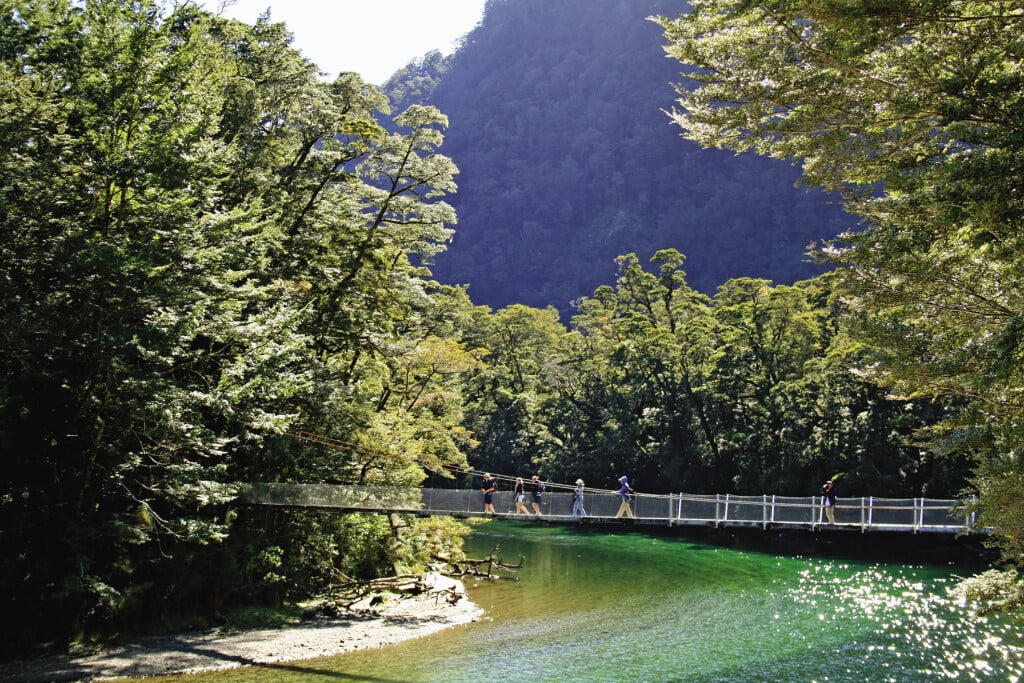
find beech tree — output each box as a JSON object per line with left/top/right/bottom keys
{"left": 655, "top": 2, "right": 1024, "bottom": 570}
{"left": 459, "top": 303, "right": 569, "bottom": 478}
{"left": 460, "top": 251, "right": 969, "bottom": 498}
{"left": 0, "top": 0, "right": 468, "bottom": 650}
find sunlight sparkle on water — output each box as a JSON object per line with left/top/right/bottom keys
{"left": 789, "top": 560, "right": 1024, "bottom": 681}
{"left": 191, "top": 528, "right": 1024, "bottom": 683}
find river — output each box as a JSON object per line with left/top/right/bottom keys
{"left": 168, "top": 521, "right": 1022, "bottom": 682}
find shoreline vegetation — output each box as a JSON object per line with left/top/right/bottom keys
{"left": 0, "top": 573, "right": 481, "bottom": 682}
{"left": 5, "top": 1, "right": 1021, "bottom": 669}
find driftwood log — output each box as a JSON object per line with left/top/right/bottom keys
{"left": 304, "top": 573, "right": 433, "bottom": 618}
{"left": 434, "top": 545, "right": 524, "bottom": 579}
{"left": 303, "top": 546, "right": 524, "bottom": 619}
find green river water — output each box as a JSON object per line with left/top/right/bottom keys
{"left": 167, "top": 522, "right": 1022, "bottom": 682}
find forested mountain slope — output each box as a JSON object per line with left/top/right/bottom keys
{"left": 385, "top": 0, "right": 850, "bottom": 313}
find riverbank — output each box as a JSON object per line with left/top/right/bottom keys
{"left": 0, "top": 573, "right": 482, "bottom": 682}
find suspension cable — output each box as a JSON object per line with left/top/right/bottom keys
{"left": 259, "top": 424, "right": 640, "bottom": 496}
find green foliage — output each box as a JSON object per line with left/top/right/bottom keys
{"left": 247, "top": 546, "right": 287, "bottom": 589}
{"left": 460, "top": 303, "right": 570, "bottom": 477}
{"left": 221, "top": 605, "right": 304, "bottom": 631}
{"left": 463, "top": 253, "right": 965, "bottom": 498}
{"left": 654, "top": 0, "right": 1024, "bottom": 595}
{"left": 952, "top": 569, "right": 1024, "bottom": 618}
{"left": 968, "top": 453, "right": 1024, "bottom": 564}
{"left": 0, "top": 0, "right": 472, "bottom": 653}
{"left": 394, "top": 516, "right": 473, "bottom": 572}
{"left": 0, "top": 0, "right": 998, "bottom": 653}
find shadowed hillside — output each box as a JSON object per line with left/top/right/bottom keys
{"left": 386, "top": 0, "right": 851, "bottom": 313}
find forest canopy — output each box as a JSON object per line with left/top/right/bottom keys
{"left": 655, "top": 0, "right": 1024, "bottom": 591}
{"left": 0, "top": 0, "right": 1015, "bottom": 656}
{"left": 0, "top": 0, "right": 472, "bottom": 651}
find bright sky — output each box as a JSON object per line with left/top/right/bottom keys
{"left": 201, "top": 0, "right": 487, "bottom": 84}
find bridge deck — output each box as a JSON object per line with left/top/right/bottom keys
{"left": 241, "top": 483, "right": 976, "bottom": 535}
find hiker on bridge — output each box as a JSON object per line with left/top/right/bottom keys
{"left": 529, "top": 475, "right": 545, "bottom": 516}
{"left": 572, "top": 479, "right": 587, "bottom": 518}
{"left": 615, "top": 475, "right": 635, "bottom": 519}
{"left": 481, "top": 473, "right": 497, "bottom": 515}
{"left": 513, "top": 477, "right": 530, "bottom": 515}
{"left": 821, "top": 479, "right": 837, "bottom": 524}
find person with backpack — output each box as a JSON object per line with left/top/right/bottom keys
{"left": 615, "top": 475, "right": 635, "bottom": 519}
{"left": 481, "top": 473, "right": 497, "bottom": 515}
{"left": 572, "top": 478, "right": 587, "bottom": 518}
{"left": 821, "top": 479, "right": 837, "bottom": 524}
{"left": 529, "top": 475, "right": 545, "bottom": 516}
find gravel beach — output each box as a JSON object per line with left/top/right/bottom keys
{"left": 0, "top": 573, "right": 481, "bottom": 682}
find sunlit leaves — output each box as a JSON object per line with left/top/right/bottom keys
{"left": 0, "top": 0, "right": 470, "bottom": 647}
{"left": 655, "top": 1, "right": 1024, "bottom": 582}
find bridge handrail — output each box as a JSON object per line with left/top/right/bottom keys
{"left": 668, "top": 492, "right": 972, "bottom": 532}
{"left": 241, "top": 483, "right": 976, "bottom": 533}
{"left": 670, "top": 492, "right": 949, "bottom": 510}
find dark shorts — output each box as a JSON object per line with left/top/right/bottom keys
{"left": 484, "top": 492, "right": 494, "bottom": 504}
{"left": 532, "top": 494, "right": 542, "bottom": 503}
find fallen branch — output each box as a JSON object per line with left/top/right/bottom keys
{"left": 305, "top": 573, "right": 431, "bottom": 617}
{"left": 434, "top": 545, "right": 524, "bottom": 579}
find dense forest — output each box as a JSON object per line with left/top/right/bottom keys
{"left": 384, "top": 0, "right": 850, "bottom": 314}
{"left": 0, "top": 1, "right": 474, "bottom": 654}
{"left": 458, "top": 257, "right": 969, "bottom": 498}
{"left": 654, "top": 0, "right": 1024, "bottom": 611}
{"left": 0, "top": 0, "right": 1021, "bottom": 660}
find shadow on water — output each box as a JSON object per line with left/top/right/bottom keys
{"left": 158, "top": 649, "right": 415, "bottom": 683}
{"left": 472, "top": 515, "right": 993, "bottom": 566}
{"left": 545, "top": 518, "right": 995, "bottom": 566}
{"left": 2, "top": 645, "right": 413, "bottom": 683}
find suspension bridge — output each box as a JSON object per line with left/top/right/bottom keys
{"left": 244, "top": 430, "right": 977, "bottom": 535}
{"left": 240, "top": 480, "right": 975, "bottom": 535}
